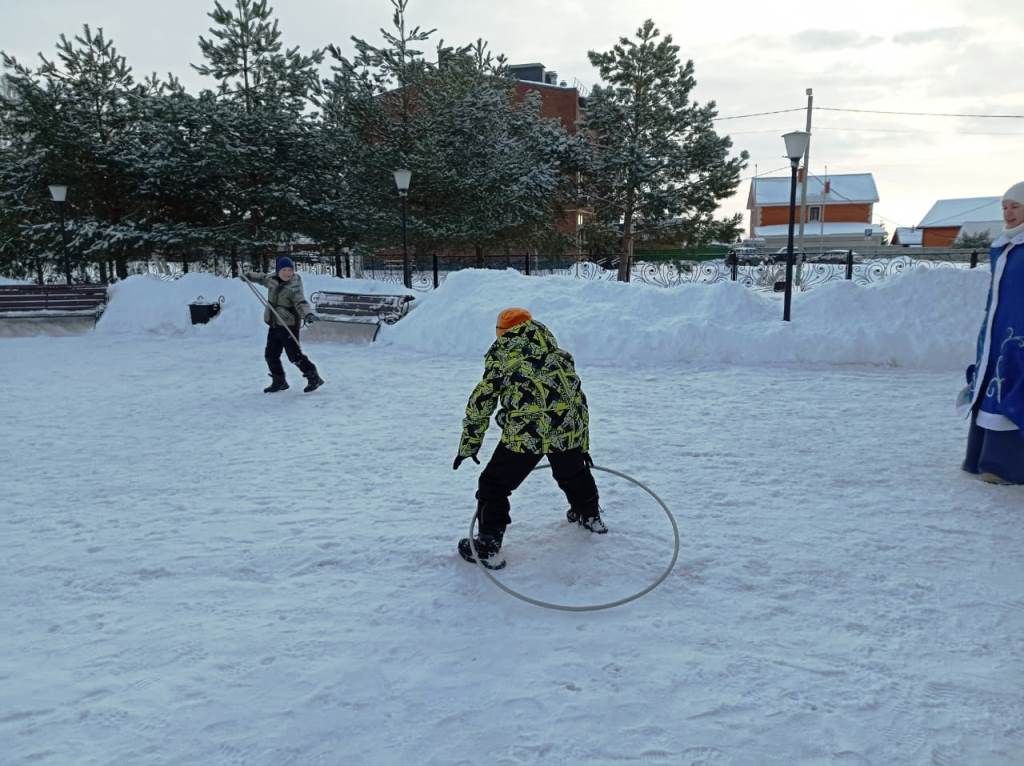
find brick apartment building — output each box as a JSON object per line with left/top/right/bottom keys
{"left": 508, "top": 63, "right": 591, "bottom": 241}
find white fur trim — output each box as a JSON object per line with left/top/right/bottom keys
{"left": 976, "top": 410, "right": 1020, "bottom": 431}
{"left": 969, "top": 244, "right": 1012, "bottom": 411}
{"left": 992, "top": 231, "right": 1024, "bottom": 247}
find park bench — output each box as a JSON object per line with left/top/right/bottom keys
{"left": 309, "top": 290, "right": 415, "bottom": 342}
{"left": 0, "top": 284, "right": 109, "bottom": 335}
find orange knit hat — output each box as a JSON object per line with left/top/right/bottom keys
{"left": 496, "top": 307, "right": 532, "bottom": 332}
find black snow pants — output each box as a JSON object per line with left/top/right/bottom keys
{"left": 265, "top": 325, "right": 318, "bottom": 379}
{"left": 476, "top": 444, "right": 599, "bottom": 536}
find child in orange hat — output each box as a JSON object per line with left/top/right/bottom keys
{"left": 453, "top": 307, "right": 606, "bottom": 569}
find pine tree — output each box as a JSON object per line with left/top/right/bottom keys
{"left": 414, "top": 51, "right": 581, "bottom": 258}
{"left": 116, "top": 81, "right": 229, "bottom": 268}
{"left": 322, "top": 1, "right": 579, "bottom": 262}
{"left": 953, "top": 231, "right": 993, "bottom": 250}
{"left": 0, "top": 26, "right": 150, "bottom": 281}
{"left": 193, "top": 0, "right": 321, "bottom": 114}
{"left": 192, "top": 0, "right": 323, "bottom": 270}
{"left": 582, "top": 20, "right": 748, "bottom": 280}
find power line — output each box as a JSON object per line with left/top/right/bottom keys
{"left": 740, "top": 164, "right": 789, "bottom": 181}
{"left": 913, "top": 199, "right": 1002, "bottom": 227}
{"left": 715, "top": 107, "right": 804, "bottom": 121}
{"left": 814, "top": 125, "right": 1024, "bottom": 136}
{"left": 807, "top": 171, "right": 999, "bottom": 227}
{"left": 715, "top": 105, "right": 1024, "bottom": 123}
{"left": 818, "top": 107, "right": 1024, "bottom": 119}
{"left": 723, "top": 125, "right": 1024, "bottom": 137}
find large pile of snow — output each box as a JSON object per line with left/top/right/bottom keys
{"left": 0, "top": 276, "right": 31, "bottom": 285}
{"left": 96, "top": 273, "right": 415, "bottom": 338}
{"left": 382, "top": 267, "right": 990, "bottom": 370}
{"left": 89, "top": 267, "right": 990, "bottom": 371}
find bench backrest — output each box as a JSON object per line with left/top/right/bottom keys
{"left": 311, "top": 291, "right": 414, "bottom": 323}
{"left": 0, "top": 285, "right": 109, "bottom": 313}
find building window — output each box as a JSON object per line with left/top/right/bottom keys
{"left": 808, "top": 206, "right": 822, "bottom": 222}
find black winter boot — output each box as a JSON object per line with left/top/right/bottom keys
{"left": 458, "top": 532, "right": 506, "bottom": 570}
{"left": 567, "top": 507, "right": 608, "bottom": 534}
{"left": 303, "top": 372, "right": 325, "bottom": 393}
{"left": 263, "top": 375, "right": 289, "bottom": 393}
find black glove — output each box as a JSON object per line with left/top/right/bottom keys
{"left": 303, "top": 313, "right": 319, "bottom": 326}
{"left": 965, "top": 363, "right": 977, "bottom": 386}
{"left": 453, "top": 453, "right": 480, "bottom": 470}
{"left": 582, "top": 451, "right": 594, "bottom": 468}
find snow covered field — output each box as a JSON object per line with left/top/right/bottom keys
{"left": 2, "top": 270, "right": 1022, "bottom": 764}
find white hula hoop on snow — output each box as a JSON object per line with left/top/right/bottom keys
{"left": 468, "top": 464, "right": 680, "bottom": 612}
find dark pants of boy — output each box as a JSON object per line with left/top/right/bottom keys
{"left": 476, "top": 445, "right": 599, "bottom": 535}
{"left": 265, "top": 325, "right": 317, "bottom": 378}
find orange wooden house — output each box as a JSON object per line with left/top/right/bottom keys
{"left": 916, "top": 197, "right": 1003, "bottom": 247}
{"left": 746, "top": 172, "right": 885, "bottom": 249}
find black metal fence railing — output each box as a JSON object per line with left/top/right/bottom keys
{"left": 3, "top": 248, "right": 989, "bottom": 293}
{"left": 327, "top": 249, "right": 987, "bottom": 293}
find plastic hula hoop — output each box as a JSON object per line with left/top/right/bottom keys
{"left": 468, "top": 464, "right": 680, "bottom": 612}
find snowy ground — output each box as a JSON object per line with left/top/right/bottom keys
{"left": 2, "top": 332, "right": 1022, "bottom": 765}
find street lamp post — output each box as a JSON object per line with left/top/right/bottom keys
{"left": 781, "top": 132, "right": 810, "bottom": 322}
{"left": 341, "top": 246, "right": 351, "bottom": 278}
{"left": 48, "top": 184, "right": 71, "bottom": 285}
{"left": 393, "top": 169, "right": 412, "bottom": 289}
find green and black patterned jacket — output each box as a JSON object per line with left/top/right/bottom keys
{"left": 458, "top": 320, "right": 590, "bottom": 457}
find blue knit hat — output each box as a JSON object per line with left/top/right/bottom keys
{"left": 275, "top": 255, "right": 294, "bottom": 273}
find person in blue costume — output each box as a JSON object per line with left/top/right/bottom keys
{"left": 961, "top": 181, "right": 1024, "bottom": 484}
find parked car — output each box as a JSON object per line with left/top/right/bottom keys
{"left": 767, "top": 247, "right": 807, "bottom": 265}
{"left": 725, "top": 246, "right": 765, "bottom": 265}
{"left": 812, "top": 249, "right": 863, "bottom": 264}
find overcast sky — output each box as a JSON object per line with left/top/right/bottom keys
{"left": 3, "top": 0, "right": 1023, "bottom": 233}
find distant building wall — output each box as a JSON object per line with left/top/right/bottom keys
{"left": 922, "top": 227, "right": 960, "bottom": 247}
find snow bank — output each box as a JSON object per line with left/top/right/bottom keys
{"left": 96, "top": 273, "right": 415, "bottom": 339}
{"left": 90, "top": 267, "right": 989, "bottom": 370}
{"left": 0, "top": 276, "right": 30, "bottom": 285}
{"left": 381, "top": 267, "right": 990, "bottom": 370}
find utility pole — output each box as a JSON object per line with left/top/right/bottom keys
{"left": 796, "top": 88, "right": 813, "bottom": 285}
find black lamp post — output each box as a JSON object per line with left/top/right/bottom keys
{"left": 48, "top": 184, "right": 71, "bottom": 285}
{"left": 781, "top": 131, "right": 810, "bottom": 322}
{"left": 393, "top": 169, "right": 412, "bottom": 289}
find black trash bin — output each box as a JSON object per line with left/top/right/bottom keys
{"left": 189, "top": 295, "right": 224, "bottom": 324}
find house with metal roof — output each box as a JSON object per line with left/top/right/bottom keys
{"left": 891, "top": 227, "right": 923, "bottom": 247}
{"left": 746, "top": 172, "right": 885, "bottom": 249}
{"left": 916, "top": 197, "right": 1003, "bottom": 247}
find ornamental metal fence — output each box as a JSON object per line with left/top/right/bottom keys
{"left": 3, "top": 247, "right": 988, "bottom": 293}
{"left": 318, "top": 248, "right": 988, "bottom": 293}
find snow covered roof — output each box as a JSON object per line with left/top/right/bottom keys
{"left": 958, "top": 220, "right": 1003, "bottom": 238}
{"left": 748, "top": 173, "right": 879, "bottom": 207}
{"left": 893, "top": 227, "right": 923, "bottom": 245}
{"left": 918, "top": 197, "right": 1002, "bottom": 228}
{"left": 754, "top": 222, "right": 885, "bottom": 238}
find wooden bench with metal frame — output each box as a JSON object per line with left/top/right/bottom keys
{"left": 0, "top": 284, "right": 109, "bottom": 324}
{"left": 309, "top": 290, "right": 414, "bottom": 341}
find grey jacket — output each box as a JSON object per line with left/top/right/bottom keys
{"left": 245, "top": 271, "right": 312, "bottom": 327}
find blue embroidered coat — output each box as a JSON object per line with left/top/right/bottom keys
{"left": 967, "top": 231, "right": 1024, "bottom": 430}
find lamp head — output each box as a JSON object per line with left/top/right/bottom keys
{"left": 782, "top": 131, "right": 810, "bottom": 163}
{"left": 393, "top": 169, "right": 412, "bottom": 195}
